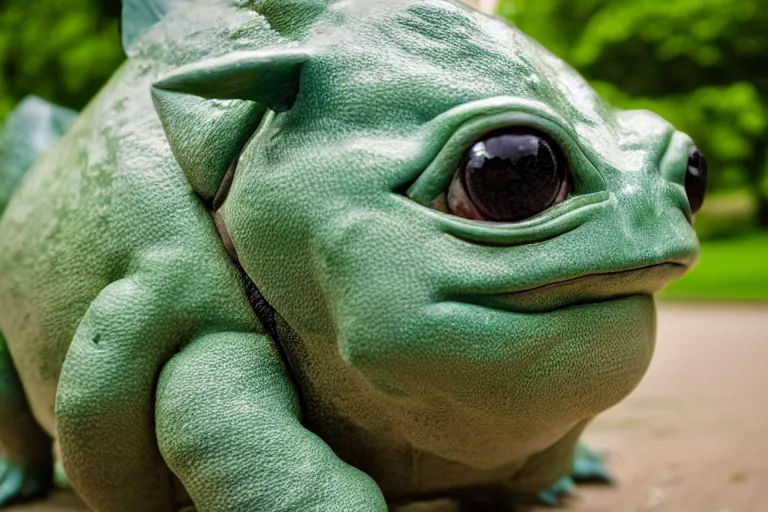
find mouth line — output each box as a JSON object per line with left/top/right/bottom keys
{"left": 461, "top": 262, "right": 688, "bottom": 314}
{"left": 505, "top": 262, "right": 687, "bottom": 295}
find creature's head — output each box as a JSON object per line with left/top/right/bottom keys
{"left": 151, "top": 0, "right": 703, "bottom": 466}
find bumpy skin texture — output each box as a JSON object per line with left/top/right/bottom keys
{"left": 0, "top": 0, "right": 700, "bottom": 510}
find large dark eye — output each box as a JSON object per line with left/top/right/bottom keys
{"left": 686, "top": 147, "right": 707, "bottom": 214}
{"left": 441, "top": 130, "right": 569, "bottom": 222}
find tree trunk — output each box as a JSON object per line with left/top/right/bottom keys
{"left": 757, "top": 194, "right": 768, "bottom": 228}
{"left": 747, "top": 137, "right": 768, "bottom": 228}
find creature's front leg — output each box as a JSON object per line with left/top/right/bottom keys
{"left": 56, "top": 275, "right": 187, "bottom": 511}
{"left": 155, "top": 331, "right": 388, "bottom": 512}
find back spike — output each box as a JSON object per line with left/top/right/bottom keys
{"left": 122, "top": 0, "right": 172, "bottom": 55}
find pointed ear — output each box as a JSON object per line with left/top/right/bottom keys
{"left": 152, "top": 49, "right": 310, "bottom": 202}
{"left": 153, "top": 49, "right": 310, "bottom": 111}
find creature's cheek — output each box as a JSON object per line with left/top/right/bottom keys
{"left": 331, "top": 292, "right": 656, "bottom": 468}
{"left": 310, "top": 202, "right": 657, "bottom": 422}
{"left": 337, "top": 293, "right": 656, "bottom": 422}
{"left": 517, "top": 295, "right": 657, "bottom": 418}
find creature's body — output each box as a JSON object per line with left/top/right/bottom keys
{"left": 0, "top": 0, "right": 703, "bottom": 510}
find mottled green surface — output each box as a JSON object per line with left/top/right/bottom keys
{"left": 0, "top": 0, "right": 700, "bottom": 510}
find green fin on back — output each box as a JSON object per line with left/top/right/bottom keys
{"left": 122, "top": 0, "right": 171, "bottom": 54}
{"left": 0, "top": 97, "right": 77, "bottom": 216}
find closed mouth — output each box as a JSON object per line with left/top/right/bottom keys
{"left": 462, "top": 262, "right": 688, "bottom": 313}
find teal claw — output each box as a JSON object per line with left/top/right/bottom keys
{"left": 0, "top": 458, "right": 51, "bottom": 505}
{"left": 571, "top": 442, "right": 612, "bottom": 484}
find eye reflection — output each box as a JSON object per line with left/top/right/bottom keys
{"left": 685, "top": 147, "right": 707, "bottom": 214}
{"left": 436, "top": 130, "right": 570, "bottom": 222}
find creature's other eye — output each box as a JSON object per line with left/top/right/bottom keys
{"left": 686, "top": 147, "right": 707, "bottom": 214}
{"left": 435, "top": 130, "right": 570, "bottom": 222}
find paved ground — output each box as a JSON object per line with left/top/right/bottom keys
{"left": 557, "top": 302, "right": 768, "bottom": 512}
{"left": 9, "top": 302, "right": 768, "bottom": 511}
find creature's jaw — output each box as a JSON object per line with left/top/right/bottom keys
{"left": 462, "top": 262, "right": 687, "bottom": 313}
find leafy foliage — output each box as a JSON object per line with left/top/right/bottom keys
{"left": 660, "top": 232, "right": 768, "bottom": 300}
{"left": 501, "top": 0, "right": 768, "bottom": 227}
{"left": 1, "top": 0, "right": 766, "bottom": 227}
{"left": 0, "top": 0, "right": 124, "bottom": 120}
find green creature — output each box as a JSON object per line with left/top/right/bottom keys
{"left": 0, "top": 0, "right": 706, "bottom": 510}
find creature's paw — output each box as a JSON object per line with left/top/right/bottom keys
{"left": 522, "top": 443, "right": 613, "bottom": 507}
{"left": 0, "top": 458, "right": 51, "bottom": 505}
{"left": 571, "top": 442, "right": 612, "bottom": 484}
{"left": 53, "top": 459, "right": 70, "bottom": 489}
{"left": 534, "top": 475, "right": 576, "bottom": 506}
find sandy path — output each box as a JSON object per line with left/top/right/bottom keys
{"left": 9, "top": 302, "right": 767, "bottom": 511}
{"left": 554, "top": 302, "right": 768, "bottom": 512}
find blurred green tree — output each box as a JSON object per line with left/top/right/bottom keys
{"left": 0, "top": 0, "right": 124, "bottom": 120}
{"left": 501, "top": 0, "right": 768, "bottom": 227}
{"left": 2, "top": 0, "right": 766, "bottom": 226}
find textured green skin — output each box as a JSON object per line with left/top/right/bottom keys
{"left": 0, "top": 0, "right": 700, "bottom": 510}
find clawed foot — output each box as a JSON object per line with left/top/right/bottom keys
{"left": 402, "top": 442, "right": 614, "bottom": 510}
{"left": 526, "top": 442, "right": 613, "bottom": 507}
{"left": 571, "top": 441, "right": 611, "bottom": 484}
{"left": 533, "top": 474, "right": 577, "bottom": 506}
{"left": 0, "top": 458, "right": 51, "bottom": 505}
{"left": 53, "top": 459, "right": 70, "bottom": 489}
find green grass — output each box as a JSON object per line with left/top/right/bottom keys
{"left": 660, "top": 232, "right": 768, "bottom": 301}
{"left": 693, "top": 189, "right": 755, "bottom": 241}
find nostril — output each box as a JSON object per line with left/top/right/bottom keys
{"left": 685, "top": 147, "right": 707, "bottom": 214}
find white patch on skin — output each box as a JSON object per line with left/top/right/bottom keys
{"left": 559, "top": 74, "right": 602, "bottom": 119}
{"left": 623, "top": 183, "right": 639, "bottom": 195}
